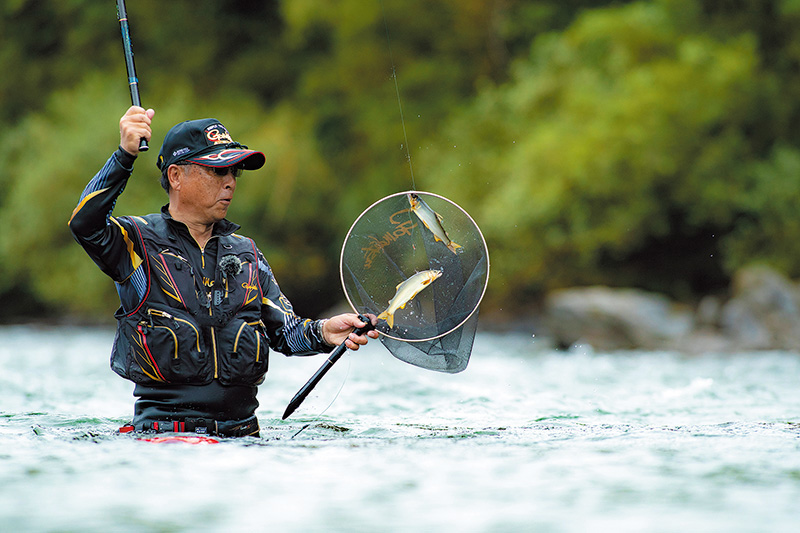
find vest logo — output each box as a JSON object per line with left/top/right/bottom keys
{"left": 242, "top": 282, "right": 259, "bottom": 291}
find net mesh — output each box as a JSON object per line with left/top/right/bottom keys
{"left": 380, "top": 309, "right": 478, "bottom": 373}
{"left": 341, "top": 191, "right": 488, "bottom": 373}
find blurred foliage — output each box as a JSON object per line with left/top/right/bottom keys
{"left": 423, "top": 0, "right": 800, "bottom": 306}
{"left": 1, "top": 0, "right": 800, "bottom": 322}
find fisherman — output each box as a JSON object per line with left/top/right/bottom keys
{"left": 69, "top": 106, "right": 378, "bottom": 438}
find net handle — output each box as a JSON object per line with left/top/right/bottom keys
{"left": 282, "top": 315, "right": 375, "bottom": 420}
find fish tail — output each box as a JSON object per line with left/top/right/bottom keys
{"left": 377, "top": 310, "right": 394, "bottom": 328}
{"left": 447, "top": 241, "right": 462, "bottom": 254}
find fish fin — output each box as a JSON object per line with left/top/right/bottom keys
{"left": 447, "top": 241, "right": 462, "bottom": 254}
{"left": 377, "top": 310, "right": 394, "bottom": 328}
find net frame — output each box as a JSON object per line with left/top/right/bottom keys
{"left": 339, "top": 191, "right": 489, "bottom": 343}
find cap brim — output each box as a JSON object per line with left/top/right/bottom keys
{"left": 187, "top": 148, "right": 266, "bottom": 170}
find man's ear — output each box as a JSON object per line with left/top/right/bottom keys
{"left": 168, "top": 164, "right": 183, "bottom": 191}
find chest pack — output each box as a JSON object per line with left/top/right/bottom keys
{"left": 111, "top": 214, "right": 269, "bottom": 386}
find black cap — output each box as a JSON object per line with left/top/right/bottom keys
{"left": 156, "top": 118, "right": 266, "bottom": 172}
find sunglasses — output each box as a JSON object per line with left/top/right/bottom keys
{"left": 177, "top": 162, "right": 244, "bottom": 178}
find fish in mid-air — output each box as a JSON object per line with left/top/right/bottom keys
{"left": 408, "top": 193, "right": 462, "bottom": 254}
{"left": 377, "top": 269, "right": 443, "bottom": 328}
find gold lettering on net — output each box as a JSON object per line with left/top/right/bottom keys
{"left": 361, "top": 209, "right": 416, "bottom": 269}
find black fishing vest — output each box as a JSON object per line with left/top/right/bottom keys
{"left": 111, "top": 213, "right": 269, "bottom": 386}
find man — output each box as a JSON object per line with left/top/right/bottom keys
{"left": 69, "top": 106, "right": 378, "bottom": 437}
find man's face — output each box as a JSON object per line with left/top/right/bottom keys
{"left": 174, "top": 163, "right": 239, "bottom": 224}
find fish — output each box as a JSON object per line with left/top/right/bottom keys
{"left": 377, "top": 269, "right": 443, "bottom": 328}
{"left": 408, "top": 193, "right": 462, "bottom": 254}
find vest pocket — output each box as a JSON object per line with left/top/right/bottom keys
{"left": 217, "top": 319, "right": 269, "bottom": 385}
{"left": 116, "top": 307, "right": 212, "bottom": 385}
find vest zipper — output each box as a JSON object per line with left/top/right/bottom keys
{"left": 210, "top": 326, "right": 218, "bottom": 379}
{"left": 249, "top": 321, "right": 262, "bottom": 363}
{"left": 255, "top": 325, "right": 261, "bottom": 363}
{"left": 233, "top": 322, "right": 248, "bottom": 354}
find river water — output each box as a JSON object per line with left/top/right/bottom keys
{"left": 1, "top": 324, "right": 799, "bottom": 532}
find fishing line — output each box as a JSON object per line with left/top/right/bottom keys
{"left": 380, "top": 0, "right": 416, "bottom": 191}
{"left": 290, "top": 356, "right": 352, "bottom": 438}
{"left": 282, "top": 7, "right": 489, "bottom": 421}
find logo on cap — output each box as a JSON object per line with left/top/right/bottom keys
{"left": 205, "top": 124, "right": 234, "bottom": 145}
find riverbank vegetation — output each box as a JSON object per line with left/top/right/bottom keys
{"left": 1, "top": 0, "right": 799, "bottom": 323}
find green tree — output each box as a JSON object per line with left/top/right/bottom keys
{"left": 422, "top": 0, "right": 795, "bottom": 307}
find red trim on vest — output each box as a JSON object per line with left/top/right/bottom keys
{"left": 138, "top": 323, "right": 166, "bottom": 381}
{"left": 158, "top": 254, "right": 189, "bottom": 311}
{"left": 248, "top": 238, "right": 264, "bottom": 302}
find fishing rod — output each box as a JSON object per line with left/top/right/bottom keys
{"left": 116, "top": 0, "right": 148, "bottom": 151}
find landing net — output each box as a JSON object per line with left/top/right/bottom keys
{"left": 340, "top": 191, "right": 489, "bottom": 372}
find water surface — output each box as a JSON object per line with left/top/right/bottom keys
{"left": 1, "top": 325, "right": 799, "bottom": 532}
